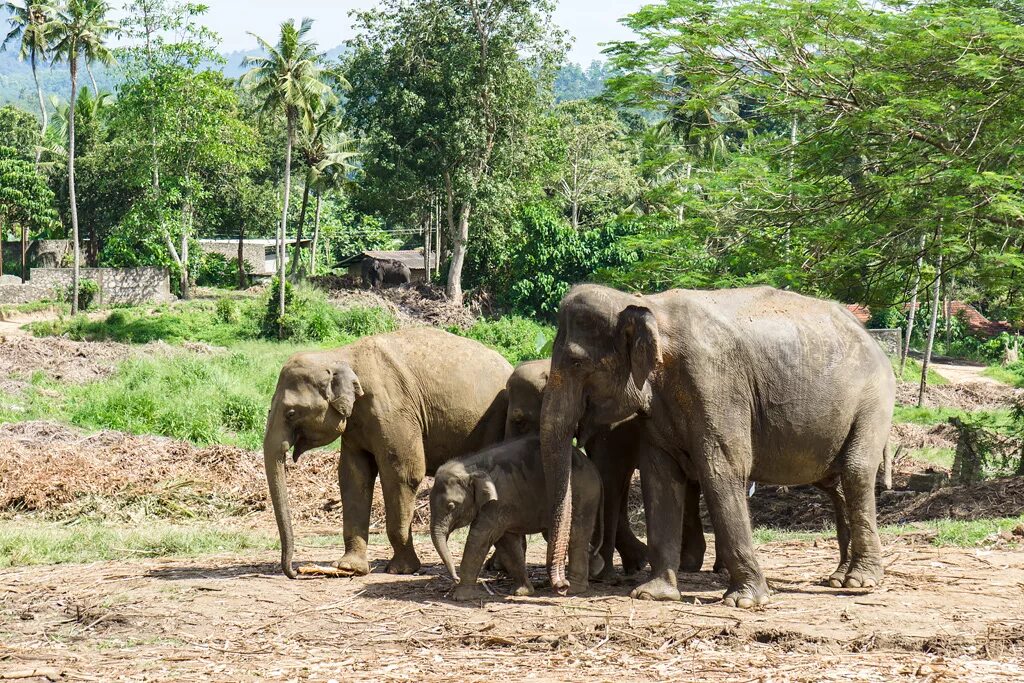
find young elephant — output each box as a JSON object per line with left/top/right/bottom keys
{"left": 430, "top": 436, "right": 603, "bottom": 601}
{"left": 506, "top": 359, "right": 715, "bottom": 578}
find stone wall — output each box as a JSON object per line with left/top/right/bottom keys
{"left": 28, "top": 267, "right": 173, "bottom": 306}
{"left": 198, "top": 241, "right": 274, "bottom": 275}
{"left": 868, "top": 328, "right": 903, "bottom": 357}
{"left": 0, "top": 283, "right": 53, "bottom": 306}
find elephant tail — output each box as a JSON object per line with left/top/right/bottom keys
{"left": 882, "top": 442, "right": 894, "bottom": 491}
{"left": 592, "top": 479, "right": 605, "bottom": 559}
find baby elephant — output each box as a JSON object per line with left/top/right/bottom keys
{"left": 430, "top": 436, "right": 603, "bottom": 601}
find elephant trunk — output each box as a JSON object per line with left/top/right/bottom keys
{"left": 539, "top": 368, "right": 584, "bottom": 594}
{"left": 263, "top": 409, "right": 298, "bottom": 579}
{"left": 431, "top": 517, "right": 459, "bottom": 582}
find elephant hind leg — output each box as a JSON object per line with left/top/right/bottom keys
{"left": 679, "top": 477, "right": 707, "bottom": 572}
{"left": 495, "top": 533, "right": 533, "bottom": 596}
{"left": 838, "top": 423, "right": 886, "bottom": 589}
{"left": 814, "top": 476, "right": 851, "bottom": 588}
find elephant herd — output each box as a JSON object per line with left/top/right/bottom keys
{"left": 262, "top": 283, "right": 896, "bottom": 608}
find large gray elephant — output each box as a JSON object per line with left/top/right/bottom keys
{"left": 539, "top": 284, "right": 895, "bottom": 608}
{"left": 263, "top": 327, "right": 512, "bottom": 578}
{"left": 430, "top": 436, "right": 603, "bottom": 601}
{"left": 506, "top": 359, "right": 709, "bottom": 578}
{"left": 361, "top": 257, "right": 412, "bottom": 288}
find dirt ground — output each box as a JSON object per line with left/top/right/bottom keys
{"left": 2, "top": 536, "right": 1024, "bottom": 682}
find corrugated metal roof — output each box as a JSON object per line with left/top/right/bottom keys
{"left": 362, "top": 250, "right": 437, "bottom": 270}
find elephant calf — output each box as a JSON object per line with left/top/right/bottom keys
{"left": 430, "top": 436, "right": 603, "bottom": 601}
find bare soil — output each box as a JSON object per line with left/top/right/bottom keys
{"left": 896, "top": 380, "right": 1019, "bottom": 412}
{"left": 2, "top": 537, "right": 1023, "bottom": 681}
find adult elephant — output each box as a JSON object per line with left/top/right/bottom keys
{"left": 263, "top": 327, "right": 512, "bottom": 578}
{"left": 361, "top": 257, "right": 412, "bottom": 288}
{"left": 539, "top": 284, "right": 895, "bottom": 608}
{"left": 506, "top": 359, "right": 711, "bottom": 578}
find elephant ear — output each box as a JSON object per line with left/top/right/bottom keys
{"left": 472, "top": 472, "right": 499, "bottom": 508}
{"left": 328, "top": 363, "right": 364, "bottom": 425}
{"left": 615, "top": 305, "right": 663, "bottom": 390}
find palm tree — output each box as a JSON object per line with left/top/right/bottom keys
{"left": 241, "top": 17, "right": 332, "bottom": 336}
{"left": 307, "top": 136, "right": 357, "bottom": 274}
{"left": 290, "top": 102, "right": 355, "bottom": 275}
{"left": 47, "top": 0, "right": 115, "bottom": 314}
{"left": 2, "top": 1, "right": 54, "bottom": 166}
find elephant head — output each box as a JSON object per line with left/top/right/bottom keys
{"left": 263, "top": 351, "right": 364, "bottom": 578}
{"left": 504, "top": 359, "right": 550, "bottom": 439}
{"left": 429, "top": 461, "right": 499, "bottom": 581}
{"left": 540, "top": 285, "right": 662, "bottom": 591}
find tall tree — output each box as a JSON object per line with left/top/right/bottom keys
{"left": 0, "top": 145, "right": 59, "bottom": 280}
{"left": 346, "top": 0, "right": 565, "bottom": 304}
{"left": 2, "top": 1, "right": 53, "bottom": 166}
{"left": 242, "top": 17, "right": 333, "bottom": 334}
{"left": 47, "top": 0, "right": 115, "bottom": 314}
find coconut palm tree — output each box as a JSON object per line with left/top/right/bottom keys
{"left": 2, "top": 1, "right": 54, "bottom": 166}
{"left": 307, "top": 136, "right": 358, "bottom": 274}
{"left": 47, "top": 0, "right": 115, "bottom": 314}
{"left": 241, "top": 17, "right": 332, "bottom": 336}
{"left": 290, "top": 102, "right": 355, "bottom": 275}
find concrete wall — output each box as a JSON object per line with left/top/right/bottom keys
{"left": 28, "top": 267, "right": 173, "bottom": 306}
{"left": 868, "top": 328, "right": 903, "bottom": 357}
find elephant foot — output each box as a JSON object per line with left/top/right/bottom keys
{"left": 591, "top": 562, "right": 617, "bottom": 582}
{"left": 840, "top": 562, "right": 882, "bottom": 589}
{"left": 333, "top": 553, "right": 370, "bottom": 576}
{"left": 452, "top": 583, "right": 486, "bottom": 602}
{"left": 630, "top": 575, "right": 681, "bottom": 602}
{"left": 712, "top": 558, "right": 727, "bottom": 575}
{"left": 566, "top": 576, "right": 590, "bottom": 596}
{"left": 589, "top": 554, "right": 606, "bottom": 579}
{"left": 385, "top": 550, "right": 422, "bottom": 575}
{"left": 511, "top": 582, "right": 534, "bottom": 597}
{"left": 722, "top": 580, "right": 770, "bottom": 609}
{"left": 827, "top": 562, "right": 851, "bottom": 588}
{"left": 483, "top": 551, "right": 505, "bottom": 574}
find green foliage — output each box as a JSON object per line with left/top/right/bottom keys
{"left": 260, "top": 277, "right": 398, "bottom": 343}
{"left": 891, "top": 357, "right": 948, "bottom": 386}
{"left": 454, "top": 316, "right": 555, "bottom": 365}
{"left": 215, "top": 297, "right": 239, "bottom": 325}
{"left": 195, "top": 252, "right": 249, "bottom": 289}
{"left": 0, "top": 144, "right": 59, "bottom": 248}
{"left": 61, "top": 278, "right": 99, "bottom": 310}
{"left": 0, "top": 105, "right": 39, "bottom": 160}
{"left": 984, "top": 362, "right": 1024, "bottom": 388}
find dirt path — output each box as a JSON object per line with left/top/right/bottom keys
{"left": 931, "top": 360, "right": 1004, "bottom": 386}
{"left": 2, "top": 537, "right": 1022, "bottom": 681}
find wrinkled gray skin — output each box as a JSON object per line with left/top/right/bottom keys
{"left": 430, "top": 436, "right": 603, "bottom": 601}
{"left": 361, "top": 257, "right": 412, "bottom": 288}
{"left": 263, "top": 328, "right": 512, "bottom": 578}
{"left": 539, "top": 284, "right": 895, "bottom": 608}
{"left": 506, "top": 359, "right": 716, "bottom": 577}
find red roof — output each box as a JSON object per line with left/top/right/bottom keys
{"left": 846, "top": 304, "right": 871, "bottom": 324}
{"left": 947, "top": 301, "right": 1012, "bottom": 337}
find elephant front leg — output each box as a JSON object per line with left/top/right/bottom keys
{"left": 452, "top": 514, "right": 502, "bottom": 601}
{"left": 630, "top": 448, "right": 685, "bottom": 602}
{"left": 336, "top": 447, "right": 377, "bottom": 576}
{"left": 377, "top": 449, "right": 426, "bottom": 575}
{"left": 679, "top": 477, "right": 707, "bottom": 572}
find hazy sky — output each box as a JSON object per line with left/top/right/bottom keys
{"left": 200, "top": 0, "right": 647, "bottom": 64}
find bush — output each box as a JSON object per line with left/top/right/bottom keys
{"left": 196, "top": 252, "right": 250, "bottom": 289}
{"left": 454, "top": 316, "right": 555, "bottom": 365}
{"left": 64, "top": 279, "right": 99, "bottom": 310}
{"left": 260, "top": 278, "right": 398, "bottom": 343}
{"left": 215, "top": 297, "right": 239, "bottom": 325}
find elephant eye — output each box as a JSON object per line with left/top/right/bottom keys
{"left": 286, "top": 409, "right": 297, "bottom": 420}
{"left": 447, "top": 501, "right": 456, "bottom": 511}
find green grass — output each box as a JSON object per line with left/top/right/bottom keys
{"left": 0, "top": 299, "right": 68, "bottom": 318}
{"left": 0, "top": 522, "right": 276, "bottom": 568}
{"left": 892, "top": 356, "right": 949, "bottom": 385}
{"left": 983, "top": 363, "right": 1024, "bottom": 387}
{"left": 907, "top": 446, "right": 955, "bottom": 470}
{"left": 892, "top": 403, "right": 1013, "bottom": 427}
